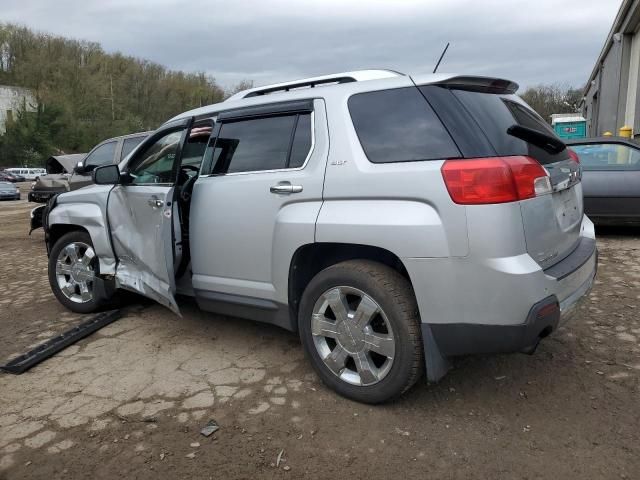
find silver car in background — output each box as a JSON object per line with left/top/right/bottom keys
{"left": 42, "top": 70, "right": 597, "bottom": 403}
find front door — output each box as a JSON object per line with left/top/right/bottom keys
{"left": 189, "top": 100, "right": 328, "bottom": 318}
{"left": 107, "top": 119, "right": 192, "bottom": 312}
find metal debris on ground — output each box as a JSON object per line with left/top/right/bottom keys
{"left": 200, "top": 420, "right": 219, "bottom": 437}
{"left": 276, "top": 449, "right": 284, "bottom": 467}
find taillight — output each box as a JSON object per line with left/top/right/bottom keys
{"left": 567, "top": 148, "right": 580, "bottom": 164}
{"left": 441, "top": 156, "right": 551, "bottom": 205}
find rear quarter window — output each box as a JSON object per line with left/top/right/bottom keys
{"left": 348, "top": 87, "right": 460, "bottom": 163}
{"left": 121, "top": 136, "right": 146, "bottom": 160}
{"left": 426, "top": 87, "right": 569, "bottom": 164}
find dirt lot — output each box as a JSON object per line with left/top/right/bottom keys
{"left": 0, "top": 184, "right": 639, "bottom": 479}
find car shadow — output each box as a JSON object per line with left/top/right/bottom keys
{"left": 595, "top": 224, "right": 640, "bottom": 237}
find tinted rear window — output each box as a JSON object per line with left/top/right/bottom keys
{"left": 121, "top": 136, "right": 146, "bottom": 160}
{"left": 420, "top": 87, "right": 569, "bottom": 164}
{"left": 348, "top": 87, "right": 460, "bottom": 163}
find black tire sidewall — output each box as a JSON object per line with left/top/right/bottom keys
{"left": 48, "top": 231, "right": 105, "bottom": 314}
{"left": 299, "top": 261, "right": 420, "bottom": 404}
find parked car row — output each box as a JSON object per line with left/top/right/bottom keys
{"left": 0, "top": 170, "right": 26, "bottom": 182}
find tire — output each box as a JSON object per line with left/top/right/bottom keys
{"left": 298, "top": 259, "right": 423, "bottom": 404}
{"left": 48, "top": 230, "right": 116, "bottom": 314}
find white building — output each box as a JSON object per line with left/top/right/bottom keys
{"left": 0, "top": 85, "right": 37, "bottom": 134}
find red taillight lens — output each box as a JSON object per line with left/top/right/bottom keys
{"left": 567, "top": 148, "right": 580, "bottom": 164}
{"left": 441, "top": 156, "right": 550, "bottom": 205}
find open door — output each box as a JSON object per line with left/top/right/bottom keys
{"left": 107, "top": 118, "right": 193, "bottom": 313}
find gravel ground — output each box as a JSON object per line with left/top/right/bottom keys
{"left": 1, "top": 186, "right": 639, "bottom": 479}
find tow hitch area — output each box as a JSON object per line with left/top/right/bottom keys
{"left": 0, "top": 309, "right": 123, "bottom": 374}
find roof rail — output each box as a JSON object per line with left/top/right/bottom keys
{"left": 226, "top": 69, "right": 405, "bottom": 101}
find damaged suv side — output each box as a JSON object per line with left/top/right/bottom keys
{"left": 44, "top": 70, "right": 597, "bottom": 403}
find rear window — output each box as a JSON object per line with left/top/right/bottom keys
{"left": 420, "top": 86, "right": 569, "bottom": 164}
{"left": 348, "top": 87, "right": 460, "bottom": 163}
{"left": 121, "top": 136, "right": 146, "bottom": 160}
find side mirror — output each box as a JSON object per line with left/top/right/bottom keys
{"left": 93, "top": 164, "right": 121, "bottom": 185}
{"left": 74, "top": 161, "right": 86, "bottom": 174}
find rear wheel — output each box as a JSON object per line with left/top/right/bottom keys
{"left": 298, "top": 260, "right": 423, "bottom": 404}
{"left": 48, "top": 231, "right": 115, "bottom": 313}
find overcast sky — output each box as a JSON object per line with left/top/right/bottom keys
{"left": 2, "top": 0, "right": 621, "bottom": 91}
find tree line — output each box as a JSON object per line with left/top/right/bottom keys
{"left": 0, "top": 24, "right": 249, "bottom": 167}
{"left": 0, "top": 22, "right": 585, "bottom": 167}
{"left": 519, "top": 84, "right": 584, "bottom": 123}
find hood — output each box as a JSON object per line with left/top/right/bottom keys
{"left": 45, "top": 153, "right": 86, "bottom": 174}
{"left": 34, "top": 173, "right": 70, "bottom": 190}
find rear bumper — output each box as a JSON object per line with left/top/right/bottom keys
{"left": 406, "top": 215, "right": 597, "bottom": 359}
{"left": 426, "top": 240, "right": 596, "bottom": 356}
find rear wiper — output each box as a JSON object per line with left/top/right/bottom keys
{"left": 507, "top": 124, "right": 566, "bottom": 155}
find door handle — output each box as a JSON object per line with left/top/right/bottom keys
{"left": 148, "top": 196, "right": 164, "bottom": 208}
{"left": 270, "top": 182, "right": 303, "bottom": 194}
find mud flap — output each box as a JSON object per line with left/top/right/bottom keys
{"left": 421, "top": 323, "right": 452, "bottom": 383}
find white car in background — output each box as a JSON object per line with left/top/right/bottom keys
{"left": 5, "top": 167, "right": 46, "bottom": 180}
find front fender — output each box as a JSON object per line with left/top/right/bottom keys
{"left": 48, "top": 202, "right": 116, "bottom": 275}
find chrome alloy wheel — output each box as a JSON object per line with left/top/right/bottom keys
{"left": 55, "top": 241, "right": 97, "bottom": 304}
{"left": 311, "top": 286, "right": 395, "bottom": 386}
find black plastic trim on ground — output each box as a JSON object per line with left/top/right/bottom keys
{"left": 0, "top": 309, "right": 123, "bottom": 375}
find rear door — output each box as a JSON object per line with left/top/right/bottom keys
{"left": 107, "top": 118, "right": 192, "bottom": 312}
{"left": 569, "top": 141, "right": 640, "bottom": 221}
{"left": 421, "top": 84, "right": 582, "bottom": 268}
{"left": 189, "top": 99, "right": 327, "bottom": 316}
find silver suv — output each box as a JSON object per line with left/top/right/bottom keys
{"left": 43, "top": 70, "right": 597, "bottom": 403}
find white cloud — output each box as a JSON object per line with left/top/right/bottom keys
{"left": 0, "top": 0, "right": 620, "bottom": 90}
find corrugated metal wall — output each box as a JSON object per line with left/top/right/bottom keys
{"left": 581, "top": 0, "right": 640, "bottom": 139}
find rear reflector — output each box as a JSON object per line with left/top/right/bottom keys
{"left": 441, "top": 156, "right": 551, "bottom": 205}
{"left": 567, "top": 148, "right": 580, "bottom": 164}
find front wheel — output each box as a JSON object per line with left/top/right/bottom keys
{"left": 48, "top": 231, "right": 114, "bottom": 314}
{"left": 298, "top": 260, "right": 424, "bottom": 404}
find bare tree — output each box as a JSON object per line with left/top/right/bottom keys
{"left": 519, "top": 84, "right": 584, "bottom": 123}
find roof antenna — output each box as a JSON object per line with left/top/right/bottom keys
{"left": 432, "top": 42, "right": 450, "bottom": 74}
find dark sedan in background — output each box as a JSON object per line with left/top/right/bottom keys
{"left": 0, "top": 171, "right": 26, "bottom": 182}
{"left": 567, "top": 137, "right": 640, "bottom": 225}
{"left": 0, "top": 181, "right": 21, "bottom": 200}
